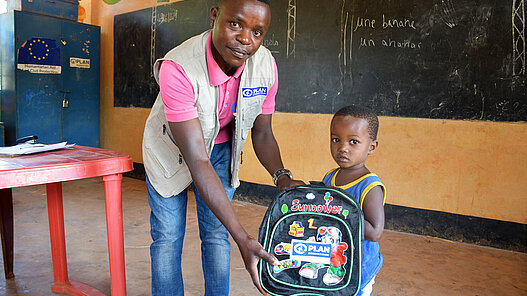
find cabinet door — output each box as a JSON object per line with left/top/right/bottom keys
{"left": 60, "top": 21, "right": 100, "bottom": 147}
{"left": 15, "top": 12, "right": 63, "bottom": 144}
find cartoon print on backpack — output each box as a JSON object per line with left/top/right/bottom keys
{"left": 274, "top": 242, "right": 292, "bottom": 255}
{"left": 273, "top": 259, "right": 302, "bottom": 273}
{"left": 298, "top": 226, "right": 348, "bottom": 286}
{"left": 289, "top": 221, "right": 305, "bottom": 237}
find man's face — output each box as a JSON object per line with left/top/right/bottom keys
{"left": 210, "top": 0, "right": 271, "bottom": 75}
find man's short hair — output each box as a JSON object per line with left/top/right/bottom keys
{"left": 218, "top": 0, "right": 270, "bottom": 7}
{"left": 334, "top": 105, "right": 379, "bottom": 140}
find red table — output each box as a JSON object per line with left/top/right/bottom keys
{"left": 0, "top": 146, "right": 133, "bottom": 296}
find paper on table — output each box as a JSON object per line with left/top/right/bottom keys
{"left": 0, "top": 142, "right": 75, "bottom": 156}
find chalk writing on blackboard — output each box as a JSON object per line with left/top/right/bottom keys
{"left": 264, "top": 33, "right": 280, "bottom": 54}
{"left": 149, "top": 6, "right": 180, "bottom": 77}
{"left": 353, "top": 14, "right": 422, "bottom": 50}
{"left": 157, "top": 9, "right": 178, "bottom": 24}
{"left": 512, "top": 0, "right": 525, "bottom": 76}
{"left": 287, "top": 0, "right": 297, "bottom": 58}
{"left": 439, "top": 0, "right": 459, "bottom": 28}
{"left": 150, "top": 6, "right": 157, "bottom": 78}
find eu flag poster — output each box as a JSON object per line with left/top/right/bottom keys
{"left": 17, "top": 38, "right": 61, "bottom": 74}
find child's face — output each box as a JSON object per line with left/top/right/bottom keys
{"left": 330, "top": 116, "right": 378, "bottom": 170}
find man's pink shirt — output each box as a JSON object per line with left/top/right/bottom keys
{"left": 159, "top": 32, "right": 278, "bottom": 144}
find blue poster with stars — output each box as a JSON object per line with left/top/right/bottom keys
{"left": 17, "top": 38, "right": 61, "bottom": 74}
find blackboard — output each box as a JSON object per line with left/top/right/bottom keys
{"left": 114, "top": 0, "right": 213, "bottom": 108}
{"left": 114, "top": 0, "right": 526, "bottom": 122}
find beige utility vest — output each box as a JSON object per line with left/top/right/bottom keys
{"left": 142, "top": 31, "right": 275, "bottom": 197}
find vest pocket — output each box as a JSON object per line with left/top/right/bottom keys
{"left": 241, "top": 102, "right": 263, "bottom": 140}
{"left": 145, "top": 134, "right": 184, "bottom": 178}
{"left": 197, "top": 111, "right": 216, "bottom": 143}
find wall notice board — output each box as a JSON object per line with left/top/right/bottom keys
{"left": 114, "top": 0, "right": 526, "bottom": 122}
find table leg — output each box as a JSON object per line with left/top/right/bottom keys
{"left": 46, "top": 183, "right": 106, "bottom": 296}
{"left": 103, "top": 174, "right": 127, "bottom": 296}
{"left": 0, "top": 188, "right": 14, "bottom": 279}
{"left": 46, "top": 182, "right": 71, "bottom": 291}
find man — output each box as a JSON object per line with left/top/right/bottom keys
{"left": 142, "top": 0, "right": 303, "bottom": 294}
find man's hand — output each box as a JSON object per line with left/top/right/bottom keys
{"left": 276, "top": 175, "right": 305, "bottom": 192}
{"left": 237, "top": 235, "right": 279, "bottom": 295}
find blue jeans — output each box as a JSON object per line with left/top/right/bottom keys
{"left": 147, "top": 142, "right": 235, "bottom": 296}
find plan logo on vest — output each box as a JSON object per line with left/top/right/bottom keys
{"left": 242, "top": 87, "right": 268, "bottom": 98}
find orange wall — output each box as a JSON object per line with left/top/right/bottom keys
{"left": 241, "top": 113, "right": 527, "bottom": 224}
{"left": 91, "top": 0, "right": 527, "bottom": 224}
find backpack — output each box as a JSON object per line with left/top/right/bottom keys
{"left": 258, "top": 184, "right": 364, "bottom": 296}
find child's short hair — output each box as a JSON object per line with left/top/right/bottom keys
{"left": 334, "top": 105, "right": 379, "bottom": 140}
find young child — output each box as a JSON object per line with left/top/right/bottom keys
{"left": 322, "top": 105, "right": 386, "bottom": 296}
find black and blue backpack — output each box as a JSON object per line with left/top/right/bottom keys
{"left": 258, "top": 184, "right": 364, "bottom": 296}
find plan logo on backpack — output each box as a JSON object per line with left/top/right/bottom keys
{"left": 258, "top": 184, "right": 364, "bottom": 296}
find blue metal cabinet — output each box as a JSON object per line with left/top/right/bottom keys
{"left": 8, "top": 0, "right": 79, "bottom": 21}
{"left": 0, "top": 10, "right": 100, "bottom": 146}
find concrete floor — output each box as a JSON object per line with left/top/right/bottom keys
{"left": 0, "top": 177, "right": 526, "bottom": 295}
